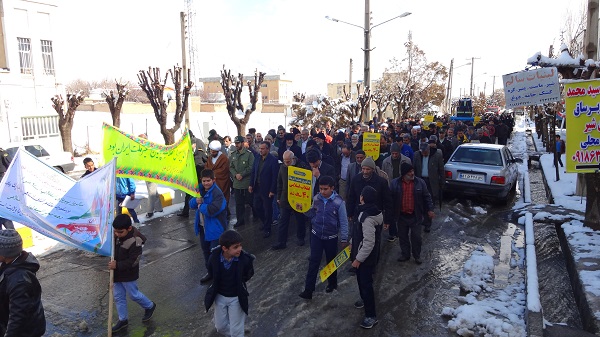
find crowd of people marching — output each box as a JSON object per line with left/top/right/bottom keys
{"left": 169, "top": 112, "right": 515, "bottom": 334}
{"left": 0, "top": 111, "right": 515, "bottom": 336}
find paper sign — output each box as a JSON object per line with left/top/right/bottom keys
{"left": 423, "top": 115, "right": 434, "bottom": 130}
{"left": 319, "top": 246, "right": 351, "bottom": 282}
{"left": 564, "top": 79, "right": 600, "bottom": 172}
{"left": 287, "top": 166, "right": 312, "bottom": 212}
{"left": 120, "top": 195, "right": 143, "bottom": 209}
{"left": 362, "top": 132, "right": 381, "bottom": 160}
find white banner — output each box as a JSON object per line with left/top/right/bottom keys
{"left": 0, "top": 148, "right": 115, "bottom": 256}
{"left": 503, "top": 67, "right": 561, "bottom": 108}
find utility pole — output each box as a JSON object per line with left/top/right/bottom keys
{"left": 468, "top": 56, "right": 480, "bottom": 97}
{"left": 446, "top": 58, "right": 454, "bottom": 114}
{"left": 180, "top": 12, "right": 190, "bottom": 128}
{"left": 586, "top": 0, "right": 599, "bottom": 60}
{"left": 349, "top": 58, "right": 353, "bottom": 100}
{"left": 364, "top": 0, "right": 371, "bottom": 121}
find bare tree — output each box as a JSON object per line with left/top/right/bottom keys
{"left": 371, "top": 89, "right": 393, "bottom": 122}
{"left": 220, "top": 66, "right": 266, "bottom": 136}
{"left": 51, "top": 93, "right": 84, "bottom": 155}
{"left": 65, "top": 79, "right": 91, "bottom": 98}
{"left": 137, "top": 66, "right": 192, "bottom": 145}
{"left": 103, "top": 80, "right": 129, "bottom": 128}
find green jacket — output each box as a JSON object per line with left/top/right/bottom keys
{"left": 229, "top": 148, "right": 254, "bottom": 189}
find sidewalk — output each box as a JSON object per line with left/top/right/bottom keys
{"left": 532, "top": 131, "right": 600, "bottom": 335}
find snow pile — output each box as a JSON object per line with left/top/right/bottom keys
{"left": 442, "top": 249, "right": 526, "bottom": 337}
{"left": 443, "top": 282, "right": 526, "bottom": 337}
{"left": 472, "top": 206, "right": 487, "bottom": 215}
{"left": 459, "top": 248, "right": 494, "bottom": 293}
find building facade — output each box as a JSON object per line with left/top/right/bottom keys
{"left": 200, "top": 74, "right": 292, "bottom": 104}
{"left": 0, "top": 0, "right": 64, "bottom": 148}
{"left": 326, "top": 81, "right": 362, "bottom": 100}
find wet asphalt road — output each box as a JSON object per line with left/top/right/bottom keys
{"left": 40, "top": 189, "right": 526, "bottom": 337}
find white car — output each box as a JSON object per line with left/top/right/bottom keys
{"left": 443, "top": 143, "right": 522, "bottom": 204}
{"left": 5, "top": 144, "right": 75, "bottom": 173}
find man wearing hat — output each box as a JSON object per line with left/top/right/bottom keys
{"left": 0, "top": 229, "right": 46, "bottom": 336}
{"left": 413, "top": 142, "right": 444, "bottom": 232}
{"left": 380, "top": 142, "right": 412, "bottom": 242}
{"left": 314, "top": 132, "right": 333, "bottom": 157}
{"left": 346, "top": 157, "right": 393, "bottom": 239}
{"left": 306, "top": 149, "right": 336, "bottom": 196}
{"left": 278, "top": 133, "right": 302, "bottom": 162}
{"left": 229, "top": 136, "right": 255, "bottom": 228}
{"left": 206, "top": 140, "right": 232, "bottom": 207}
{"left": 389, "top": 163, "right": 434, "bottom": 264}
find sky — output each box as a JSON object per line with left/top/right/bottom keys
{"left": 56, "top": 0, "right": 584, "bottom": 98}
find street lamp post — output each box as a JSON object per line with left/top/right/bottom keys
{"left": 326, "top": 0, "right": 411, "bottom": 121}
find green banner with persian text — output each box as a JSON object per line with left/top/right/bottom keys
{"left": 102, "top": 123, "right": 199, "bottom": 197}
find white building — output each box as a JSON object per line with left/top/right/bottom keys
{"left": 0, "top": 0, "right": 64, "bottom": 149}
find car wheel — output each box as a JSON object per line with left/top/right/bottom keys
{"left": 54, "top": 166, "right": 65, "bottom": 173}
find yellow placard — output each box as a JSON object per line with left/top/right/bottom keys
{"left": 319, "top": 246, "right": 351, "bottom": 282}
{"left": 287, "top": 166, "right": 312, "bottom": 212}
{"left": 474, "top": 116, "right": 481, "bottom": 124}
{"left": 565, "top": 80, "right": 600, "bottom": 173}
{"left": 423, "top": 115, "right": 434, "bottom": 130}
{"left": 102, "top": 123, "right": 199, "bottom": 196}
{"left": 362, "top": 132, "right": 381, "bottom": 160}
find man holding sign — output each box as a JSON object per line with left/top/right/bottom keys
{"left": 299, "top": 176, "right": 348, "bottom": 300}
{"left": 273, "top": 151, "right": 310, "bottom": 250}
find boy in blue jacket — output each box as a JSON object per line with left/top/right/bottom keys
{"left": 190, "top": 169, "right": 227, "bottom": 284}
{"left": 299, "top": 175, "right": 349, "bottom": 299}
{"left": 116, "top": 177, "right": 140, "bottom": 223}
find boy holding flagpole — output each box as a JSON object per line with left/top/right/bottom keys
{"left": 108, "top": 214, "right": 156, "bottom": 333}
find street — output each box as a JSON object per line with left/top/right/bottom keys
{"left": 41, "top": 190, "right": 525, "bottom": 337}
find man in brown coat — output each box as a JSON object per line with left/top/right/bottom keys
{"left": 206, "top": 140, "right": 232, "bottom": 205}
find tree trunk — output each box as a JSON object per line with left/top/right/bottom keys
{"left": 585, "top": 172, "right": 600, "bottom": 230}
{"left": 59, "top": 122, "right": 74, "bottom": 154}
{"left": 235, "top": 121, "right": 246, "bottom": 138}
{"left": 160, "top": 125, "right": 175, "bottom": 145}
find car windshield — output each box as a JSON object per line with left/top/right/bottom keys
{"left": 6, "top": 145, "right": 49, "bottom": 159}
{"left": 450, "top": 148, "right": 503, "bottom": 166}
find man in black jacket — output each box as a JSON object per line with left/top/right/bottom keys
{"left": 306, "top": 149, "right": 336, "bottom": 196}
{"left": 273, "top": 150, "right": 310, "bottom": 249}
{"left": 0, "top": 229, "right": 46, "bottom": 336}
{"left": 346, "top": 157, "right": 393, "bottom": 236}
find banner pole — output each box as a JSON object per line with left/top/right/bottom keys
{"left": 107, "top": 157, "right": 117, "bottom": 337}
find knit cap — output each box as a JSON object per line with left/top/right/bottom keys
{"left": 0, "top": 230, "right": 22, "bottom": 258}
{"left": 361, "top": 186, "right": 377, "bottom": 204}
{"left": 400, "top": 163, "right": 414, "bottom": 177}
{"left": 390, "top": 142, "right": 402, "bottom": 153}
{"left": 361, "top": 157, "right": 376, "bottom": 169}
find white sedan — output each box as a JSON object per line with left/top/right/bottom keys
{"left": 443, "top": 143, "right": 522, "bottom": 204}
{"left": 5, "top": 144, "right": 75, "bottom": 173}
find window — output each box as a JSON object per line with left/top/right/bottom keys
{"left": 40, "top": 40, "right": 54, "bottom": 75}
{"left": 261, "top": 83, "right": 267, "bottom": 88}
{"left": 17, "top": 37, "right": 33, "bottom": 74}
